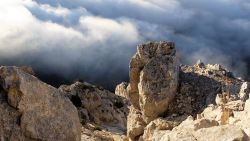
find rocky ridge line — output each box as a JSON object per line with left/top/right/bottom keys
{"left": 116, "top": 41, "right": 250, "bottom": 141}
{"left": 0, "top": 41, "right": 250, "bottom": 141}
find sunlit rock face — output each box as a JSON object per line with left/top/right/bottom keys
{"left": 125, "top": 41, "right": 179, "bottom": 140}
{"left": 143, "top": 62, "right": 250, "bottom": 141}
{"left": 59, "top": 81, "right": 129, "bottom": 141}
{"left": 0, "top": 66, "right": 81, "bottom": 141}
{"left": 1, "top": 41, "right": 250, "bottom": 141}
{"left": 121, "top": 41, "right": 250, "bottom": 141}
{"left": 115, "top": 82, "right": 129, "bottom": 98}
{"left": 59, "top": 82, "right": 129, "bottom": 131}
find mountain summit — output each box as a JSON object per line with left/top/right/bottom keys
{"left": 1, "top": 41, "right": 250, "bottom": 141}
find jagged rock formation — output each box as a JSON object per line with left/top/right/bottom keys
{"left": 119, "top": 41, "right": 250, "bottom": 141}
{"left": 127, "top": 42, "right": 178, "bottom": 122}
{"left": 124, "top": 41, "right": 179, "bottom": 140}
{"left": 0, "top": 66, "right": 81, "bottom": 141}
{"left": 59, "top": 82, "right": 129, "bottom": 141}
{"left": 115, "top": 82, "right": 128, "bottom": 98}
{"left": 146, "top": 97, "right": 250, "bottom": 141}
{"left": 1, "top": 41, "right": 250, "bottom": 141}
{"left": 168, "top": 62, "right": 248, "bottom": 117}
{"left": 132, "top": 60, "right": 250, "bottom": 141}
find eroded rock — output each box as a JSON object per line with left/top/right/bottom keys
{"left": 143, "top": 118, "right": 177, "bottom": 141}
{"left": 127, "top": 41, "right": 179, "bottom": 123}
{"left": 127, "top": 106, "right": 146, "bottom": 141}
{"left": 0, "top": 66, "right": 81, "bottom": 141}
{"left": 59, "top": 81, "right": 129, "bottom": 134}
{"left": 193, "top": 125, "right": 248, "bottom": 141}
{"left": 169, "top": 62, "right": 248, "bottom": 117}
{"left": 115, "top": 82, "right": 128, "bottom": 98}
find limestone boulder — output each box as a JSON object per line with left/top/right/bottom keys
{"left": 128, "top": 41, "right": 179, "bottom": 123}
{"left": 193, "top": 125, "right": 249, "bottom": 141}
{"left": 0, "top": 66, "right": 81, "bottom": 141}
{"left": 143, "top": 118, "right": 177, "bottom": 141}
{"left": 150, "top": 116, "right": 248, "bottom": 141}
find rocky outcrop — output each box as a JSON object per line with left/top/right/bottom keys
{"left": 122, "top": 41, "right": 250, "bottom": 141}
{"left": 149, "top": 100, "right": 250, "bottom": 141}
{"left": 125, "top": 41, "right": 179, "bottom": 140}
{"left": 64, "top": 41, "right": 250, "bottom": 141}
{"left": 128, "top": 41, "right": 178, "bottom": 122}
{"left": 1, "top": 41, "right": 250, "bottom": 141}
{"left": 139, "top": 61, "right": 250, "bottom": 141}
{"left": 59, "top": 81, "right": 129, "bottom": 140}
{"left": 0, "top": 66, "right": 129, "bottom": 141}
{"left": 169, "top": 62, "right": 247, "bottom": 116}
{"left": 0, "top": 66, "right": 81, "bottom": 141}
{"left": 115, "top": 82, "right": 128, "bottom": 98}
{"left": 154, "top": 123, "right": 248, "bottom": 141}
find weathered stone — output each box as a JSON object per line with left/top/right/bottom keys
{"left": 169, "top": 61, "right": 245, "bottom": 117}
{"left": 206, "top": 64, "right": 223, "bottom": 71}
{"left": 2, "top": 41, "right": 250, "bottom": 141}
{"left": 245, "top": 98, "right": 250, "bottom": 114}
{"left": 127, "top": 106, "right": 146, "bottom": 141}
{"left": 239, "top": 82, "right": 250, "bottom": 101}
{"left": 59, "top": 81, "right": 129, "bottom": 132}
{"left": 143, "top": 118, "right": 176, "bottom": 141}
{"left": 193, "top": 125, "right": 249, "bottom": 141}
{"left": 193, "top": 118, "right": 219, "bottom": 131}
{"left": 127, "top": 41, "right": 179, "bottom": 124}
{"left": 157, "top": 130, "right": 197, "bottom": 141}
{"left": 81, "top": 125, "right": 128, "bottom": 141}
{"left": 125, "top": 43, "right": 250, "bottom": 141}
{"left": 0, "top": 66, "right": 81, "bottom": 141}
{"left": 115, "top": 82, "right": 128, "bottom": 98}
{"left": 127, "top": 53, "right": 144, "bottom": 109}
{"left": 150, "top": 117, "right": 248, "bottom": 141}
{"left": 20, "top": 66, "right": 35, "bottom": 76}
{"left": 226, "top": 100, "right": 245, "bottom": 111}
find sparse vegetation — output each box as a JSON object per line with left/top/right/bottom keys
{"left": 113, "top": 98, "right": 124, "bottom": 108}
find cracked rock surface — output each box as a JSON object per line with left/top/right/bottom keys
{"left": 0, "top": 66, "right": 81, "bottom": 141}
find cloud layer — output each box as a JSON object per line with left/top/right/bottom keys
{"left": 0, "top": 0, "right": 250, "bottom": 90}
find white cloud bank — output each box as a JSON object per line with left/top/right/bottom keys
{"left": 0, "top": 0, "right": 250, "bottom": 89}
